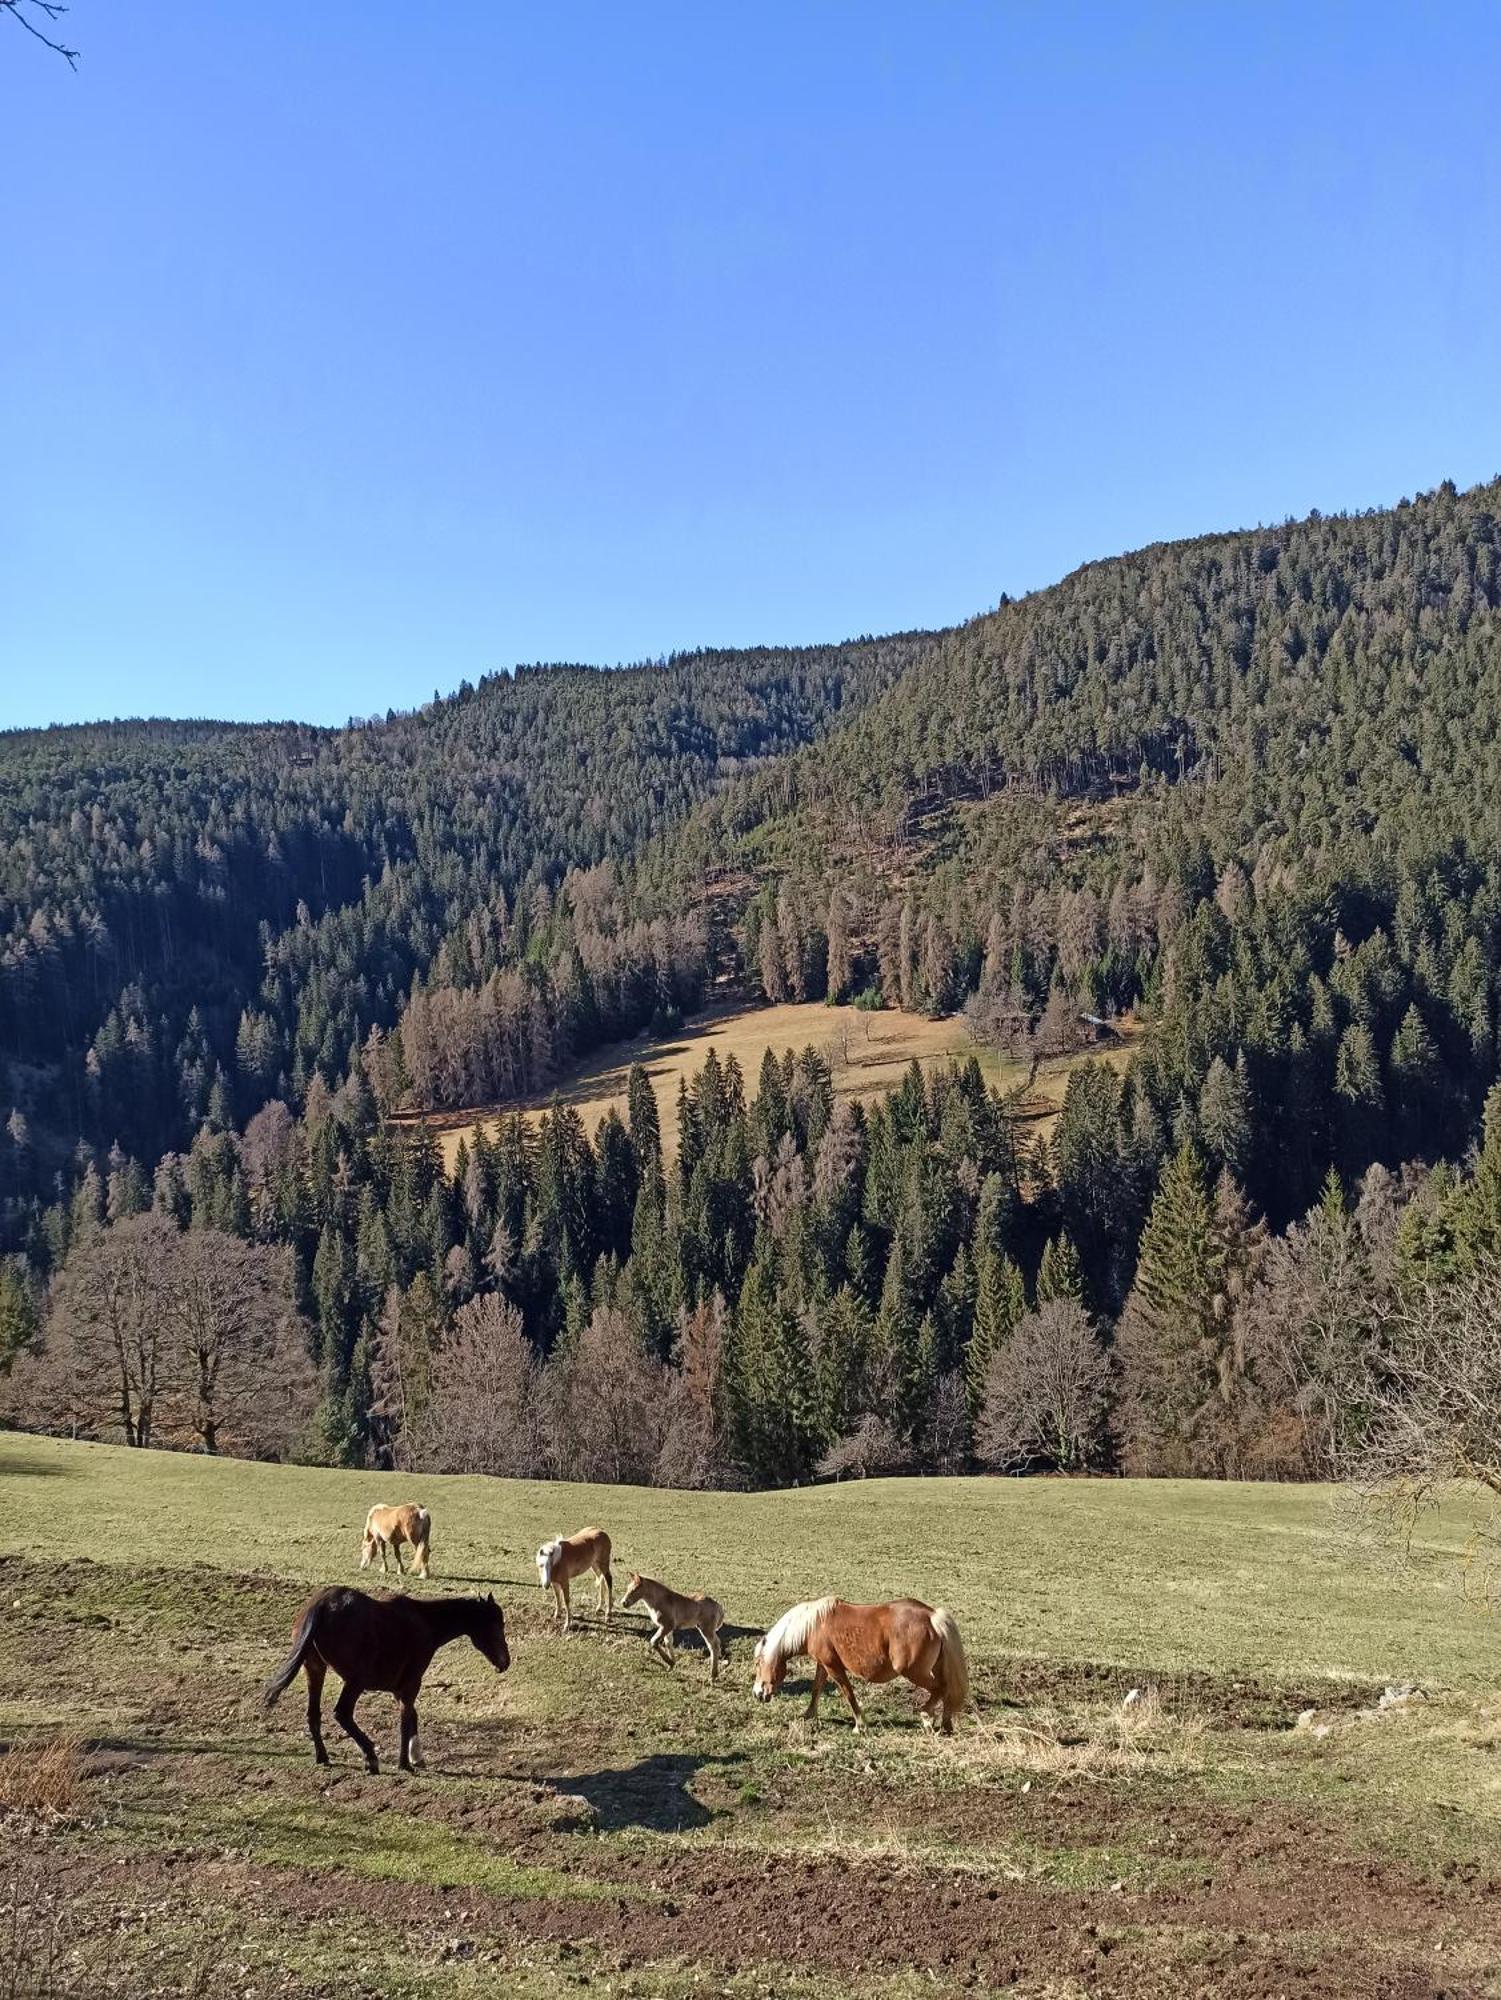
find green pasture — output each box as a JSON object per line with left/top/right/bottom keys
{"left": 1, "top": 1431, "right": 1488, "bottom": 1685}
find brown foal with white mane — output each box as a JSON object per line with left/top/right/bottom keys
{"left": 621, "top": 1571, "right": 725, "bottom": 1680}
{"left": 753, "top": 1596, "right": 969, "bottom": 1733}
{"left": 360, "top": 1501, "right": 432, "bottom": 1579}
{"left": 262, "top": 1585, "right": 508, "bottom": 1773}
{"left": 535, "top": 1527, "right": 612, "bottom": 1631}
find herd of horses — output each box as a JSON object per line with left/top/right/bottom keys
{"left": 262, "top": 1500, "right": 970, "bottom": 1775}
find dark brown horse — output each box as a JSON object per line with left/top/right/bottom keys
{"left": 262, "top": 1585, "right": 509, "bottom": 1773}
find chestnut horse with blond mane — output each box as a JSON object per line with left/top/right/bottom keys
{"left": 753, "top": 1596, "right": 969, "bottom": 1733}
{"left": 535, "top": 1526, "right": 613, "bottom": 1631}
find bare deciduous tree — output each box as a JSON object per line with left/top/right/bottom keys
{"left": 5, "top": 1215, "right": 312, "bottom": 1456}
{"left": 405, "top": 1290, "right": 543, "bottom": 1477}
{"left": 655, "top": 1296, "right": 737, "bottom": 1489}
{"left": 543, "top": 1305, "right": 668, "bottom": 1486}
{"left": 976, "top": 1299, "right": 1112, "bottom": 1474}
{"left": 1349, "top": 1263, "right": 1501, "bottom": 1598}
{"left": 1, "top": 0, "right": 79, "bottom": 67}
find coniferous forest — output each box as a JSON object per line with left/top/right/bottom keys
{"left": 7, "top": 477, "right": 1501, "bottom": 1488}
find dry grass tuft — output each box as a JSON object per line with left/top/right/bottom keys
{"left": 960, "top": 1684, "right": 1208, "bottom": 1781}
{"left": 0, "top": 1732, "right": 86, "bottom": 1820}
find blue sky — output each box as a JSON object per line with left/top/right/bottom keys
{"left": 3, "top": 3, "right": 1500, "bottom": 729}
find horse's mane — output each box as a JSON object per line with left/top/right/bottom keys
{"left": 760, "top": 1596, "right": 837, "bottom": 1665}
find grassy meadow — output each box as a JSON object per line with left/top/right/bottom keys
{"left": 396, "top": 997, "right": 1141, "bottom": 1171}
{"left": 2, "top": 1433, "right": 1499, "bottom": 1997}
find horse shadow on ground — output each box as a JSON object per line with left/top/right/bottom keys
{"left": 564, "top": 1750, "right": 742, "bottom": 1832}
{"left": 613, "top": 1617, "right": 766, "bottom": 1659}
{"left": 433, "top": 1572, "right": 537, "bottom": 1593}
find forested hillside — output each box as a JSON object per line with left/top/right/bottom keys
{"left": 0, "top": 632, "right": 932, "bottom": 1223}
{"left": 635, "top": 477, "right": 1501, "bottom": 1230}
{"left": 6, "top": 478, "right": 1501, "bottom": 1493}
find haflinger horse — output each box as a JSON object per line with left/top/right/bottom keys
{"left": 360, "top": 1501, "right": 432, "bottom": 1579}
{"left": 262, "top": 1585, "right": 509, "bottom": 1774}
{"left": 621, "top": 1571, "right": 725, "bottom": 1680}
{"left": 535, "top": 1526, "right": 613, "bottom": 1632}
{"left": 753, "top": 1596, "right": 969, "bottom": 1734}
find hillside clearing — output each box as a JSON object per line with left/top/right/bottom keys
{"left": 3, "top": 1436, "right": 1499, "bottom": 1998}
{"left": 399, "top": 999, "right": 1141, "bottom": 1170}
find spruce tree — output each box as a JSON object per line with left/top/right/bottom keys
{"left": 1115, "top": 1141, "right": 1219, "bottom": 1473}
{"left": 1036, "top": 1230, "right": 1085, "bottom": 1304}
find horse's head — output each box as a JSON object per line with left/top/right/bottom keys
{"left": 752, "top": 1636, "right": 786, "bottom": 1703}
{"left": 471, "top": 1591, "right": 510, "bottom": 1674}
{"left": 535, "top": 1539, "right": 561, "bottom": 1588}
{"left": 620, "top": 1571, "right": 644, "bottom": 1609}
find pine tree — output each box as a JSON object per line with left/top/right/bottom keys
{"left": 731, "top": 1254, "right": 818, "bottom": 1484}
{"left": 1333, "top": 1022, "right": 1385, "bottom": 1174}
{"left": 811, "top": 1284, "right": 872, "bottom": 1444}
{"left": 1115, "top": 1142, "right": 1219, "bottom": 1473}
{"left": 1198, "top": 1053, "right": 1252, "bottom": 1179}
{"left": 1036, "top": 1230, "right": 1085, "bottom": 1304}
{"left": 1454, "top": 1081, "right": 1501, "bottom": 1272}
{"left": 1388, "top": 1003, "right": 1443, "bottom": 1158}
{"left": 0, "top": 1258, "right": 38, "bottom": 1373}
{"left": 966, "top": 1173, "right": 1025, "bottom": 1414}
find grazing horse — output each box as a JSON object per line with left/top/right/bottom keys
{"left": 752, "top": 1596, "right": 969, "bottom": 1734}
{"left": 262, "top": 1586, "right": 508, "bottom": 1773}
{"left": 535, "top": 1527, "right": 612, "bottom": 1631}
{"left": 360, "top": 1501, "right": 432, "bottom": 1579}
{"left": 621, "top": 1571, "right": 725, "bottom": 1680}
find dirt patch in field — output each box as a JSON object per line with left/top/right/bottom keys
{"left": 977, "top": 1653, "right": 1383, "bottom": 1731}
{"left": 41, "top": 1800, "right": 1494, "bottom": 2000}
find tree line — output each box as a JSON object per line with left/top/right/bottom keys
{"left": 7, "top": 1019, "right": 1501, "bottom": 1507}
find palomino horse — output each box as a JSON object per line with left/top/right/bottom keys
{"left": 262, "top": 1585, "right": 508, "bottom": 1773}
{"left": 535, "top": 1527, "right": 612, "bottom": 1631}
{"left": 621, "top": 1571, "right": 725, "bottom": 1680}
{"left": 360, "top": 1501, "right": 432, "bottom": 1579}
{"left": 753, "top": 1596, "right": 969, "bottom": 1734}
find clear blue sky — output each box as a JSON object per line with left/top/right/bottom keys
{"left": 4, "top": 3, "right": 1500, "bottom": 729}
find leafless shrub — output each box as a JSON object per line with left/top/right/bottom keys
{"left": 816, "top": 1413, "right": 909, "bottom": 1481}
{"left": 1347, "top": 1262, "right": 1501, "bottom": 1601}
{"left": 927, "top": 1368, "right": 970, "bottom": 1474}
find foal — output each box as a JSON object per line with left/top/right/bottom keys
{"left": 262, "top": 1586, "right": 508, "bottom": 1773}
{"left": 535, "top": 1527, "right": 612, "bottom": 1631}
{"left": 360, "top": 1501, "right": 432, "bottom": 1579}
{"left": 621, "top": 1571, "right": 725, "bottom": 1680}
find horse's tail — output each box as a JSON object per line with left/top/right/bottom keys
{"left": 931, "top": 1607, "right": 970, "bottom": 1719}
{"left": 261, "top": 1598, "right": 323, "bottom": 1710}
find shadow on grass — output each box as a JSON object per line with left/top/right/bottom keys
{"left": 0, "top": 1442, "right": 76, "bottom": 1478}
{"left": 567, "top": 1750, "right": 741, "bottom": 1832}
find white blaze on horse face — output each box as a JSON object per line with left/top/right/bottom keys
{"left": 752, "top": 1638, "right": 774, "bottom": 1701}
{"left": 536, "top": 1540, "right": 559, "bottom": 1588}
